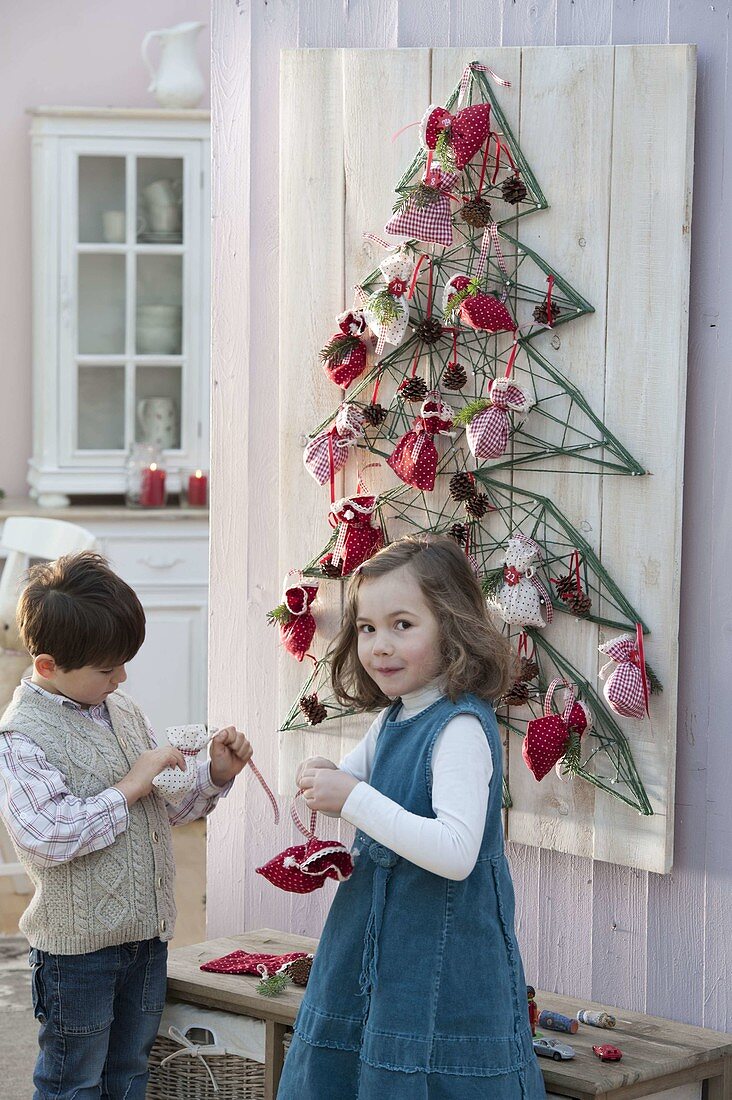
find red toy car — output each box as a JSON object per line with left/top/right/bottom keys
{"left": 593, "top": 1044, "right": 623, "bottom": 1062}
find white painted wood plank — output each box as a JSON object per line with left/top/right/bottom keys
{"left": 447, "top": 0, "right": 503, "bottom": 46}
{"left": 556, "top": 0, "right": 612, "bottom": 44}
{"left": 611, "top": 0, "right": 670, "bottom": 44}
{"left": 298, "top": 0, "right": 398, "bottom": 47}
{"left": 502, "top": 0, "right": 557, "bottom": 46}
{"left": 396, "top": 0, "right": 449, "bottom": 45}
{"left": 595, "top": 44, "right": 695, "bottom": 872}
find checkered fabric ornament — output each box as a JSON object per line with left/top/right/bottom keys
{"left": 303, "top": 403, "right": 364, "bottom": 486}
{"left": 488, "top": 534, "right": 553, "bottom": 629}
{"left": 443, "top": 274, "right": 516, "bottom": 334}
{"left": 385, "top": 166, "right": 461, "bottom": 246}
{"left": 465, "top": 376, "right": 532, "bottom": 460}
{"left": 420, "top": 101, "right": 492, "bottom": 170}
{"left": 523, "top": 678, "right": 592, "bottom": 781}
{"left": 256, "top": 801, "right": 354, "bottom": 894}
{"left": 387, "top": 392, "right": 454, "bottom": 491}
{"left": 599, "top": 626, "right": 650, "bottom": 719}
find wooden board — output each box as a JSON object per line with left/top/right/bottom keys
{"left": 276, "top": 47, "right": 694, "bottom": 872}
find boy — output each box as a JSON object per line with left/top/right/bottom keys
{"left": 0, "top": 551, "right": 252, "bottom": 1100}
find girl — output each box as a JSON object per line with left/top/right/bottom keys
{"left": 277, "top": 535, "right": 546, "bottom": 1100}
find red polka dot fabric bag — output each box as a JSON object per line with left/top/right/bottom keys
{"left": 443, "top": 273, "right": 516, "bottom": 334}
{"left": 267, "top": 571, "right": 319, "bottom": 662}
{"left": 320, "top": 310, "right": 372, "bottom": 389}
{"left": 523, "top": 678, "right": 592, "bottom": 781}
{"left": 387, "top": 392, "right": 454, "bottom": 491}
{"left": 320, "top": 491, "right": 383, "bottom": 576}
{"left": 420, "top": 101, "right": 492, "bottom": 170}
{"left": 200, "top": 949, "right": 312, "bottom": 976}
{"left": 256, "top": 800, "right": 354, "bottom": 894}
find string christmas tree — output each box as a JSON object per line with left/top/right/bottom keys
{"left": 275, "top": 61, "right": 657, "bottom": 818}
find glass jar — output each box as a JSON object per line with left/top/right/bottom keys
{"left": 125, "top": 443, "right": 167, "bottom": 508}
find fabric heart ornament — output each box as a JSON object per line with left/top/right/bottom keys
{"left": 523, "top": 678, "right": 592, "bottom": 781}
{"left": 420, "top": 102, "right": 492, "bottom": 170}
{"left": 385, "top": 166, "right": 460, "bottom": 247}
{"left": 488, "top": 534, "right": 553, "bottom": 629}
{"left": 256, "top": 802, "right": 354, "bottom": 894}
{"left": 153, "top": 723, "right": 209, "bottom": 804}
{"left": 443, "top": 274, "right": 516, "bottom": 334}
{"left": 304, "top": 403, "right": 364, "bottom": 486}
{"left": 323, "top": 492, "right": 383, "bottom": 575}
{"left": 268, "top": 571, "right": 319, "bottom": 662}
{"left": 599, "top": 625, "right": 650, "bottom": 719}
{"left": 387, "top": 392, "right": 454, "bottom": 491}
{"left": 464, "top": 376, "right": 532, "bottom": 460}
{"left": 200, "top": 950, "right": 311, "bottom": 975}
{"left": 320, "top": 312, "right": 370, "bottom": 389}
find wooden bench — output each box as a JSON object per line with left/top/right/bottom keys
{"left": 165, "top": 929, "right": 732, "bottom": 1100}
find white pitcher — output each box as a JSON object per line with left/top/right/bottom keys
{"left": 141, "top": 22, "right": 205, "bottom": 109}
{"left": 137, "top": 397, "right": 178, "bottom": 449}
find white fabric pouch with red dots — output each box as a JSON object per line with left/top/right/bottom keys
{"left": 153, "top": 723, "right": 210, "bottom": 804}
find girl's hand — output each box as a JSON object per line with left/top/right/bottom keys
{"left": 209, "top": 726, "right": 253, "bottom": 787}
{"left": 295, "top": 756, "right": 337, "bottom": 789}
{"left": 299, "top": 767, "right": 359, "bottom": 815}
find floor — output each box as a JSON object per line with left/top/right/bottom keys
{"left": 0, "top": 818, "right": 206, "bottom": 1099}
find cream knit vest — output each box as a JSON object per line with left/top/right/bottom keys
{"left": 0, "top": 684, "right": 176, "bottom": 954}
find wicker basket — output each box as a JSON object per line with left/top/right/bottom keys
{"left": 147, "top": 1033, "right": 266, "bottom": 1099}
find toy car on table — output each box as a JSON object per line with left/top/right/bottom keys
{"left": 533, "top": 1036, "right": 575, "bottom": 1061}
{"left": 593, "top": 1043, "right": 623, "bottom": 1062}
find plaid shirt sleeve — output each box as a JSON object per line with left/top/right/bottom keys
{"left": 141, "top": 718, "right": 233, "bottom": 826}
{"left": 0, "top": 731, "right": 129, "bottom": 869}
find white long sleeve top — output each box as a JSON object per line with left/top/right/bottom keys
{"left": 338, "top": 683, "right": 494, "bottom": 881}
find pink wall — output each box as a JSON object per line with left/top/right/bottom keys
{"left": 0, "top": 1, "right": 210, "bottom": 499}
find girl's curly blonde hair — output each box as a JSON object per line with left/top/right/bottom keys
{"left": 330, "top": 534, "right": 517, "bottom": 710}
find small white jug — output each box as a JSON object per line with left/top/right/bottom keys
{"left": 137, "top": 397, "right": 178, "bottom": 449}
{"left": 141, "top": 21, "right": 206, "bottom": 109}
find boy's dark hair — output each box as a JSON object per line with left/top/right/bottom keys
{"left": 330, "top": 534, "right": 518, "bottom": 709}
{"left": 17, "top": 551, "right": 146, "bottom": 671}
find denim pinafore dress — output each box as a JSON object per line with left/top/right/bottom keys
{"left": 277, "top": 694, "right": 546, "bottom": 1100}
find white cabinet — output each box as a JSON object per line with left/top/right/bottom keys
{"left": 0, "top": 504, "right": 208, "bottom": 741}
{"left": 28, "top": 108, "right": 210, "bottom": 506}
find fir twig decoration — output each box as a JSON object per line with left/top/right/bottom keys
{"left": 559, "top": 729, "right": 583, "bottom": 776}
{"left": 481, "top": 567, "right": 504, "bottom": 597}
{"left": 454, "top": 397, "right": 491, "bottom": 428}
{"left": 368, "top": 289, "right": 402, "bottom": 325}
{"left": 435, "top": 126, "right": 456, "bottom": 172}
{"left": 646, "top": 662, "right": 663, "bottom": 695}
{"left": 392, "top": 183, "right": 443, "bottom": 215}
{"left": 257, "top": 971, "right": 291, "bottom": 998}
{"left": 445, "top": 278, "right": 480, "bottom": 323}
{"left": 320, "top": 334, "right": 361, "bottom": 365}
{"left": 266, "top": 603, "right": 290, "bottom": 627}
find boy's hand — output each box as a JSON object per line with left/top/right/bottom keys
{"left": 295, "top": 756, "right": 337, "bottom": 790}
{"left": 299, "top": 767, "right": 359, "bottom": 815}
{"left": 114, "top": 747, "right": 186, "bottom": 806}
{"left": 209, "top": 726, "right": 253, "bottom": 787}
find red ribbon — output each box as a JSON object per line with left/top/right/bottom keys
{"left": 635, "top": 622, "right": 650, "bottom": 717}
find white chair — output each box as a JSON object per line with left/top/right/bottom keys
{"left": 0, "top": 516, "right": 99, "bottom": 889}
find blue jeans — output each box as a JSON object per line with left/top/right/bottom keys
{"left": 29, "top": 938, "right": 168, "bottom": 1100}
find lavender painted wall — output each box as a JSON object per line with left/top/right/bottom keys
{"left": 0, "top": 0, "right": 210, "bottom": 498}
{"left": 209, "top": 0, "right": 731, "bottom": 1034}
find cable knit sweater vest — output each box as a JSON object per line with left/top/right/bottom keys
{"left": 0, "top": 684, "right": 176, "bottom": 954}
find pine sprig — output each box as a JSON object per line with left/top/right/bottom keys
{"left": 559, "top": 729, "right": 583, "bottom": 776}
{"left": 368, "top": 289, "right": 402, "bottom": 325}
{"left": 435, "top": 127, "right": 456, "bottom": 172}
{"left": 392, "top": 183, "right": 444, "bottom": 216}
{"left": 454, "top": 398, "right": 492, "bottom": 428}
{"left": 320, "top": 334, "right": 361, "bottom": 365}
{"left": 256, "top": 971, "right": 291, "bottom": 998}
{"left": 481, "top": 567, "right": 504, "bottom": 598}
{"left": 266, "top": 603, "right": 291, "bottom": 627}
{"left": 646, "top": 662, "right": 663, "bottom": 695}
{"left": 445, "top": 277, "right": 480, "bottom": 323}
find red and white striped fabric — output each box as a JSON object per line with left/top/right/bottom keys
{"left": 387, "top": 393, "right": 454, "bottom": 491}
{"left": 599, "top": 630, "right": 650, "bottom": 719}
{"left": 384, "top": 166, "right": 460, "bottom": 246}
{"left": 465, "top": 377, "right": 532, "bottom": 460}
{"left": 303, "top": 403, "right": 364, "bottom": 486}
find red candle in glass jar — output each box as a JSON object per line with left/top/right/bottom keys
{"left": 187, "top": 469, "right": 208, "bottom": 507}
{"left": 140, "top": 463, "right": 166, "bottom": 507}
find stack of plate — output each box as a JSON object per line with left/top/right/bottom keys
{"left": 137, "top": 305, "right": 182, "bottom": 355}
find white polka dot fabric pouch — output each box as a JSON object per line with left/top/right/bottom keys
{"left": 153, "top": 724, "right": 210, "bottom": 804}
{"left": 489, "top": 534, "right": 553, "bottom": 628}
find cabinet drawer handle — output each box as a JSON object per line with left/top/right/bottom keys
{"left": 137, "top": 556, "right": 185, "bottom": 570}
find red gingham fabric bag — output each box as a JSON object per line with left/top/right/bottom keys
{"left": 465, "top": 376, "right": 532, "bottom": 460}
{"left": 523, "top": 678, "right": 592, "bottom": 781}
{"left": 384, "top": 165, "right": 461, "bottom": 246}
{"left": 303, "top": 403, "right": 364, "bottom": 486}
{"left": 387, "top": 393, "right": 454, "bottom": 491}
{"left": 599, "top": 628, "right": 650, "bottom": 719}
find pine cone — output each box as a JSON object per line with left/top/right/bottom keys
{"left": 449, "top": 522, "right": 469, "bottom": 545}
{"left": 567, "top": 592, "right": 592, "bottom": 617}
{"left": 533, "top": 300, "right": 562, "bottom": 326}
{"left": 362, "top": 402, "right": 388, "bottom": 428}
{"left": 414, "top": 317, "right": 444, "bottom": 345}
{"left": 465, "top": 492, "right": 491, "bottom": 519}
{"left": 551, "top": 573, "right": 575, "bottom": 600}
{"left": 502, "top": 175, "right": 528, "bottom": 205}
{"left": 320, "top": 556, "right": 343, "bottom": 579}
{"left": 518, "top": 657, "right": 540, "bottom": 682}
{"left": 461, "top": 197, "right": 492, "bottom": 229}
{"left": 503, "top": 681, "right": 530, "bottom": 707}
{"left": 299, "top": 693, "right": 328, "bottom": 725}
{"left": 398, "top": 376, "right": 428, "bottom": 402}
{"left": 449, "top": 471, "right": 476, "bottom": 502}
{"left": 442, "top": 363, "right": 468, "bottom": 390}
{"left": 283, "top": 956, "right": 312, "bottom": 987}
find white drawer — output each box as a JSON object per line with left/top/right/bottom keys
{"left": 102, "top": 533, "right": 208, "bottom": 587}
